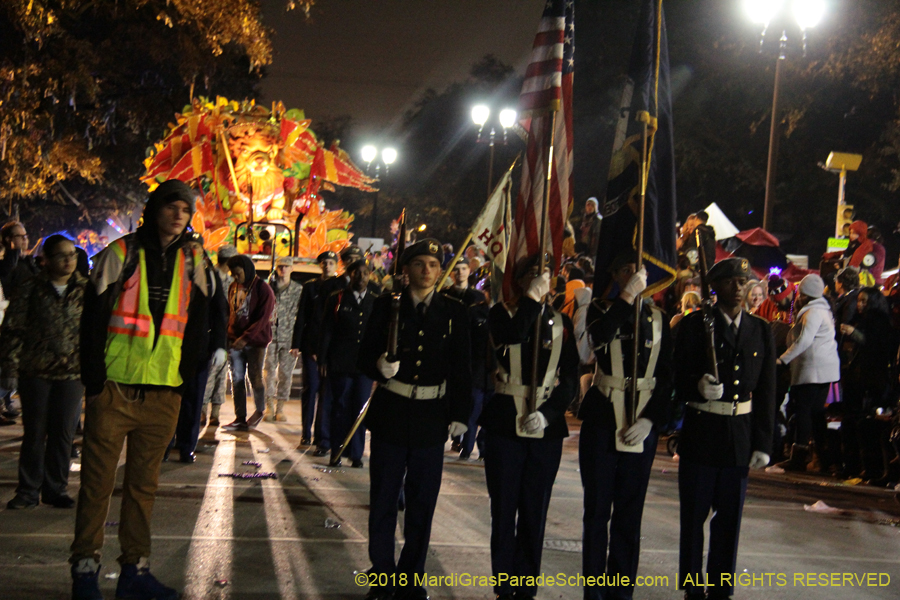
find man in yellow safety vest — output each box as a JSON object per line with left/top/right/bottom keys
{"left": 71, "top": 180, "right": 219, "bottom": 600}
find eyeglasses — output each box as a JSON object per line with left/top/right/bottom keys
{"left": 10, "top": 233, "right": 27, "bottom": 239}
{"left": 50, "top": 251, "right": 78, "bottom": 261}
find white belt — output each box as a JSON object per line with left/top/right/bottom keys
{"left": 592, "top": 368, "right": 656, "bottom": 396}
{"left": 381, "top": 379, "right": 446, "bottom": 400}
{"left": 494, "top": 380, "right": 551, "bottom": 400}
{"left": 688, "top": 400, "right": 752, "bottom": 416}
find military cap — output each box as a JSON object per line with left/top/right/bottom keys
{"left": 707, "top": 257, "right": 752, "bottom": 282}
{"left": 399, "top": 238, "right": 443, "bottom": 267}
{"left": 317, "top": 250, "right": 338, "bottom": 263}
{"left": 340, "top": 244, "right": 363, "bottom": 262}
{"left": 607, "top": 250, "right": 638, "bottom": 273}
{"left": 346, "top": 257, "right": 371, "bottom": 273}
{"left": 513, "top": 252, "right": 554, "bottom": 281}
{"left": 275, "top": 256, "right": 294, "bottom": 268}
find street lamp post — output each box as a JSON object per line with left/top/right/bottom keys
{"left": 744, "top": 0, "right": 825, "bottom": 231}
{"left": 361, "top": 145, "right": 397, "bottom": 238}
{"left": 472, "top": 104, "right": 517, "bottom": 198}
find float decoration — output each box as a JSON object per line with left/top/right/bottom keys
{"left": 141, "top": 96, "right": 377, "bottom": 257}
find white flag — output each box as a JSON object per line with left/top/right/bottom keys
{"left": 471, "top": 169, "right": 512, "bottom": 264}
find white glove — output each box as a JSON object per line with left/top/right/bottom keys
{"left": 749, "top": 450, "right": 770, "bottom": 469}
{"left": 522, "top": 411, "right": 549, "bottom": 434}
{"left": 376, "top": 352, "right": 400, "bottom": 379}
{"left": 621, "top": 417, "right": 653, "bottom": 446}
{"left": 697, "top": 374, "right": 723, "bottom": 401}
{"left": 619, "top": 267, "right": 648, "bottom": 304}
{"left": 448, "top": 421, "right": 468, "bottom": 438}
{"left": 209, "top": 348, "right": 227, "bottom": 371}
{"left": 525, "top": 271, "right": 551, "bottom": 302}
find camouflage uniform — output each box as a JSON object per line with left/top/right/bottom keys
{"left": 265, "top": 279, "right": 302, "bottom": 419}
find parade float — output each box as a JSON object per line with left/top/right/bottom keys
{"left": 141, "top": 96, "right": 376, "bottom": 268}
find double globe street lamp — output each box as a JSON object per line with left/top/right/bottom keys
{"left": 361, "top": 145, "right": 397, "bottom": 238}
{"left": 743, "top": 0, "right": 826, "bottom": 231}
{"left": 471, "top": 104, "right": 517, "bottom": 198}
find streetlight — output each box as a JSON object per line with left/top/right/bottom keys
{"left": 744, "top": 0, "right": 826, "bottom": 231}
{"left": 471, "top": 104, "right": 517, "bottom": 198}
{"left": 360, "top": 144, "right": 398, "bottom": 237}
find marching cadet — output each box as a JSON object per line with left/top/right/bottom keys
{"left": 319, "top": 257, "right": 378, "bottom": 468}
{"left": 441, "top": 260, "right": 491, "bottom": 459}
{"left": 579, "top": 253, "right": 673, "bottom": 600}
{"left": 264, "top": 256, "right": 302, "bottom": 422}
{"left": 480, "top": 253, "right": 578, "bottom": 600}
{"left": 358, "top": 239, "right": 472, "bottom": 600}
{"left": 674, "top": 257, "right": 776, "bottom": 600}
{"left": 291, "top": 250, "right": 338, "bottom": 447}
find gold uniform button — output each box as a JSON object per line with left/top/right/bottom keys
{"left": 413, "top": 375, "right": 419, "bottom": 381}
{"left": 416, "top": 360, "right": 422, "bottom": 367}
{"left": 419, "top": 331, "right": 425, "bottom": 337}
{"left": 734, "top": 380, "right": 739, "bottom": 385}
{"left": 418, "top": 345, "right": 423, "bottom": 351}
{"left": 734, "top": 365, "right": 740, "bottom": 371}
{"left": 753, "top": 352, "right": 757, "bottom": 356}
{"left": 733, "top": 394, "right": 739, "bottom": 400}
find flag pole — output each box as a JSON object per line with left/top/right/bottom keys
{"left": 435, "top": 157, "right": 520, "bottom": 292}
{"left": 528, "top": 111, "right": 558, "bottom": 416}
{"left": 629, "top": 114, "right": 651, "bottom": 428}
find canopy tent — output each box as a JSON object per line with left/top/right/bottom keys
{"left": 702, "top": 202, "right": 740, "bottom": 240}
{"left": 722, "top": 227, "right": 788, "bottom": 272}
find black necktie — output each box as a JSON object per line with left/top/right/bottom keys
{"left": 731, "top": 321, "right": 739, "bottom": 338}
{"left": 417, "top": 302, "right": 427, "bottom": 321}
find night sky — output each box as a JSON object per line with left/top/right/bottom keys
{"left": 259, "top": 0, "right": 547, "bottom": 141}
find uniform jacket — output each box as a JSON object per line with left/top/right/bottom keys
{"left": 779, "top": 297, "right": 840, "bottom": 386}
{"left": 320, "top": 286, "right": 377, "bottom": 376}
{"left": 0, "top": 271, "right": 87, "bottom": 380}
{"left": 292, "top": 276, "right": 331, "bottom": 353}
{"left": 358, "top": 289, "right": 472, "bottom": 447}
{"left": 674, "top": 308, "right": 776, "bottom": 468}
{"left": 442, "top": 285, "right": 493, "bottom": 390}
{"left": 480, "top": 297, "right": 578, "bottom": 439}
{"left": 578, "top": 297, "right": 673, "bottom": 430}
{"left": 269, "top": 279, "right": 303, "bottom": 346}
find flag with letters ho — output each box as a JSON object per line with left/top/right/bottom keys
{"left": 594, "top": 0, "right": 676, "bottom": 298}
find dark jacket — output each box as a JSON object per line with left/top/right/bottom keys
{"left": 674, "top": 309, "right": 776, "bottom": 468}
{"left": 578, "top": 297, "right": 673, "bottom": 429}
{"left": 443, "top": 286, "right": 493, "bottom": 390}
{"left": 681, "top": 223, "right": 717, "bottom": 269}
{"left": 358, "top": 290, "right": 472, "bottom": 447}
{"left": 0, "top": 251, "right": 39, "bottom": 295}
{"left": 227, "top": 255, "right": 275, "bottom": 347}
{"left": 480, "top": 298, "right": 578, "bottom": 439}
{"left": 319, "top": 286, "right": 377, "bottom": 376}
{"left": 292, "top": 276, "right": 331, "bottom": 353}
{"left": 0, "top": 271, "right": 87, "bottom": 380}
{"left": 80, "top": 196, "right": 213, "bottom": 397}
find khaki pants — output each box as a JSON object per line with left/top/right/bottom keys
{"left": 70, "top": 381, "right": 180, "bottom": 564}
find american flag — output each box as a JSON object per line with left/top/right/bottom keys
{"left": 506, "top": 0, "right": 574, "bottom": 295}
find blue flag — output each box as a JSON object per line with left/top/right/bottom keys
{"left": 595, "top": 0, "right": 677, "bottom": 298}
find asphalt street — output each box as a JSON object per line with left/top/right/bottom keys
{"left": 1, "top": 403, "right": 899, "bottom": 600}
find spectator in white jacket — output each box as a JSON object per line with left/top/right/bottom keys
{"left": 775, "top": 274, "right": 840, "bottom": 471}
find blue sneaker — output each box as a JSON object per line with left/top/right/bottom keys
{"left": 115, "top": 562, "right": 179, "bottom": 600}
{"left": 71, "top": 560, "right": 103, "bottom": 600}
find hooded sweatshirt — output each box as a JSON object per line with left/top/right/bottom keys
{"left": 227, "top": 254, "right": 275, "bottom": 347}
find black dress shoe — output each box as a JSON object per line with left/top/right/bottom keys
{"left": 351, "top": 459, "right": 364, "bottom": 468}
{"left": 0, "top": 415, "right": 15, "bottom": 426}
{"left": 313, "top": 448, "right": 329, "bottom": 457}
{"left": 300, "top": 437, "right": 311, "bottom": 446}
{"left": 6, "top": 496, "right": 38, "bottom": 509}
{"left": 330, "top": 458, "right": 343, "bottom": 468}
{"left": 179, "top": 451, "right": 196, "bottom": 463}
{"left": 42, "top": 494, "right": 76, "bottom": 508}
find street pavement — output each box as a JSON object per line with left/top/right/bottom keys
{"left": 1, "top": 402, "right": 899, "bottom": 599}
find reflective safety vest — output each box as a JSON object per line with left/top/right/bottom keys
{"left": 104, "top": 239, "right": 196, "bottom": 387}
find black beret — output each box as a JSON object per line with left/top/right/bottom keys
{"left": 399, "top": 238, "right": 443, "bottom": 267}
{"left": 316, "top": 251, "right": 338, "bottom": 263}
{"left": 707, "top": 257, "right": 752, "bottom": 282}
{"left": 513, "top": 252, "right": 554, "bottom": 280}
{"left": 340, "top": 244, "right": 363, "bottom": 262}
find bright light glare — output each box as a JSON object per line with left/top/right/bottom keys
{"left": 382, "top": 148, "right": 398, "bottom": 165}
{"left": 361, "top": 145, "right": 377, "bottom": 163}
{"left": 499, "top": 108, "right": 517, "bottom": 129}
{"left": 743, "top": 0, "right": 783, "bottom": 25}
{"left": 792, "top": 0, "right": 825, "bottom": 30}
{"left": 418, "top": 224, "right": 427, "bottom": 232}
{"left": 471, "top": 105, "right": 490, "bottom": 126}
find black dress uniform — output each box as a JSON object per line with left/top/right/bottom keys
{"left": 579, "top": 297, "right": 673, "bottom": 600}
{"left": 442, "top": 285, "right": 491, "bottom": 458}
{"left": 480, "top": 297, "right": 578, "bottom": 599}
{"left": 675, "top": 302, "right": 776, "bottom": 599}
{"left": 292, "top": 270, "right": 334, "bottom": 446}
{"left": 319, "top": 283, "right": 378, "bottom": 465}
{"left": 357, "top": 277, "right": 471, "bottom": 597}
